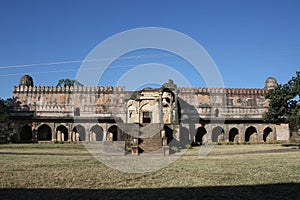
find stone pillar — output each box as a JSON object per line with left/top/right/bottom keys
{"left": 89, "top": 131, "right": 93, "bottom": 142}
{"left": 75, "top": 132, "right": 79, "bottom": 141}
{"left": 61, "top": 132, "right": 65, "bottom": 142}
{"left": 86, "top": 128, "right": 90, "bottom": 142}
{"left": 72, "top": 131, "right": 76, "bottom": 142}
{"left": 159, "top": 92, "right": 163, "bottom": 124}
{"left": 103, "top": 128, "right": 107, "bottom": 141}
{"left": 92, "top": 132, "right": 96, "bottom": 142}
{"left": 52, "top": 128, "right": 56, "bottom": 142}
{"left": 68, "top": 131, "right": 72, "bottom": 142}
{"left": 223, "top": 125, "right": 229, "bottom": 142}
{"left": 57, "top": 131, "right": 61, "bottom": 142}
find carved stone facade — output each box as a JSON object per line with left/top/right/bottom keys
{"left": 10, "top": 75, "right": 290, "bottom": 153}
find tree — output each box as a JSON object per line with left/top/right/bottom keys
{"left": 264, "top": 71, "right": 300, "bottom": 131}
{"left": 57, "top": 79, "right": 83, "bottom": 87}
{"left": 0, "top": 98, "right": 14, "bottom": 123}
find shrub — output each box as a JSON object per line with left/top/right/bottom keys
{"left": 185, "top": 144, "right": 193, "bottom": 149}
{"left": 171, "top": 146, "right": 179, "bottom": 153}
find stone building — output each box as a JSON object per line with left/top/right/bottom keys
{"left": 10, "top": 75, "right": 290, "bottom": 153}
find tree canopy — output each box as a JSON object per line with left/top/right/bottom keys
{"left": 0, "top": 98, "right": 14, "bottom": 123}
{"left": 264, "top": 71, "right": 300, "bottom": 131}
{"left": 57, "top": 79, "right": 83, "bottom": 87}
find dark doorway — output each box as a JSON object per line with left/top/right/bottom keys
{"left": 57, "top": 125, "right": 68, "bottom": 141}
{"left": 73, "top": 125, "right": 85, "bottom": 141}
{"left": 91, "top": 125, "right": 103, "bottom": 141}
{"left": 245, "top": 126, "right": 257, "bottom": 142}
{"left": 212, "top": 126, "right": 224, "bottom": 142}
{"left": 20, "top": 125, "right": 32, "bottom": 141}
{"left": 229, "top": 128, "right": 239, "bottom": 142}
{"left": 263, "top": 127, "right": 273, "bottom": 142}
{"left": 37, "top": 124, "right": 52, "bottom": 141}
{"left": 195, "top": 127, "right": 207, "bottom": 145}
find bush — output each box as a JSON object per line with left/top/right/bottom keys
{"left": 171, "top": 146, "right": 179, "bottom": 153}
{"left": 185, "top": 144, "right": 193, "bottom": 149}
{"left": 225, "top": 142, "right": 234, "bottom": 145}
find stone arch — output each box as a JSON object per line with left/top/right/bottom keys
{"left": 37, "top": 124, "right": 52, "bottom": 141}
{"left": 20, "top": 124, "right": 32, "bottom": 141}
{"left": 73, "top": 125, "right": 85, "bottom": 141}
{"left": 56, "top": 125, "right": 68, "bottom": 141}
{"left": 195, "top": 127, "right": 207, "bottom": 145}
{"left": 245, "top": 126, "right": 257, "bottom": 142}
{"left": 90, "top": 125, "right": 104, "bottom": 141}
{"left": 263, "top": 127, "right": 274, "bottom": 142}
{"left": 229, "top": 127, "right": 239, "bottom": 142}
{"left": 108, "top": 125, "right": 128, "bottom": 141}
{"left": 108, "top": 125, "right": 119, "bottom": 141}
{"left": 212, "top": 126, "right": 224, "bottom": 142}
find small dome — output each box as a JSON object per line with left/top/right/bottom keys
{"left": 265, "top": 77, "right": 278, "bottom": 90}
{"left": 19, "top": 75, "right": 34, "bottom": 87}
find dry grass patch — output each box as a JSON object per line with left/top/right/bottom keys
{"left": 0, "top": 143, "right": 299, "bottom": 199}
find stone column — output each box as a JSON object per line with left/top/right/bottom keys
{"left": 86, "top": 128, "right": 90, "bottom": 142}
{"left": 52, "top": 128, "right": 56, "bottom": 142}
{"left": 92, "top": 132, "right": 96, "bottom": 142}
{"left": 72, "top": 131, "right": 76, "bottom": 142}
{"left": 159, "top": 91, "right": 163, "bottom": 124}
{"left": 75, "top": 132, "right": 79, "bottom": 141}
{"left": 57, "top": 131, "right": 61, "bottom": 142}
{"left": 103, "top": 128, "right": 107, "bottom": 141}
{"left": 68, "top": 131, "right": 72, "bottom": 142}
{"left": 89, "top": 131, "right": 93, "bottom": 142}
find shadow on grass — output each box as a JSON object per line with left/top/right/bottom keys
{"left": 0, "top": 183, "right": 299, "bottom": 200}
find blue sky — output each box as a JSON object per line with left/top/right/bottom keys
{"left": 0, "top": 0, "right": 299, "bottom": 98}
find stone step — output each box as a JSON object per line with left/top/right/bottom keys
{"left": 139, "top": 133, "right": 162, "bottom": 153}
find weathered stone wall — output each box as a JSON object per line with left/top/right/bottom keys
{"left": 13, "top": 85, "right": 125, "bottom": 118}
{"left": 11, "top": 76, "right": 290, "bottom": 144}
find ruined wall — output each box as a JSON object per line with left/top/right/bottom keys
{"left": 13, "top": 85, "right": 125, "bottom": 118}
{"left": 178, "top": 87, "right": 269, "bottom": 120}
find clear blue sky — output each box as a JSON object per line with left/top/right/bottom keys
{"left": 0, "top": 0, "right": 299, "bottom": 98}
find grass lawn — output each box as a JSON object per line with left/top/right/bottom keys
{"left": 0, "top": 143, "right": 299, "bottom": 199}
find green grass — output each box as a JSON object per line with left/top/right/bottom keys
{"left": 0, "top": 143, "right": 299, "bottom": 199}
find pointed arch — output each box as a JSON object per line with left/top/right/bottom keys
{"left": 195, "top": 127, "right": 207, "bottom": 145}
{"left": 37, "top": 124, "right": 52, "bottom": 141}
{"left": 212, "top": 126, "right": 224, "bottom": 142}
{"left": 229, "top": 128, "right": 239, "bottom": 142}
{"left": 108, "top": 125, "right": 119, "bottom": 141}
{"left": 73, "top": 125, "right": 85, "bottom": 141}
{"left": 90, "top": 125, "right": 104, "bottom": 141}
{"left": 245, "top": 126, "right": 257, "bottom": 142}
{"left": 56, "top": 125, "right": 68, "bottom": 141}
{"left": 263, "top": 127, "right": 273, "bottom": 142}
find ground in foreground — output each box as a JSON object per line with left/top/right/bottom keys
{"left": 0, "top": 143, "right": 299, "bottom": 199}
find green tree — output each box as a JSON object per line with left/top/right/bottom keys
{"left": 57, "top": 79, "right": 83, "bottom": 87}
{"left": 0, "top": 98, "right": 14, "bottom": 123}
{"left": 264, "top": 71, "right": 300, "bottom": 131}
